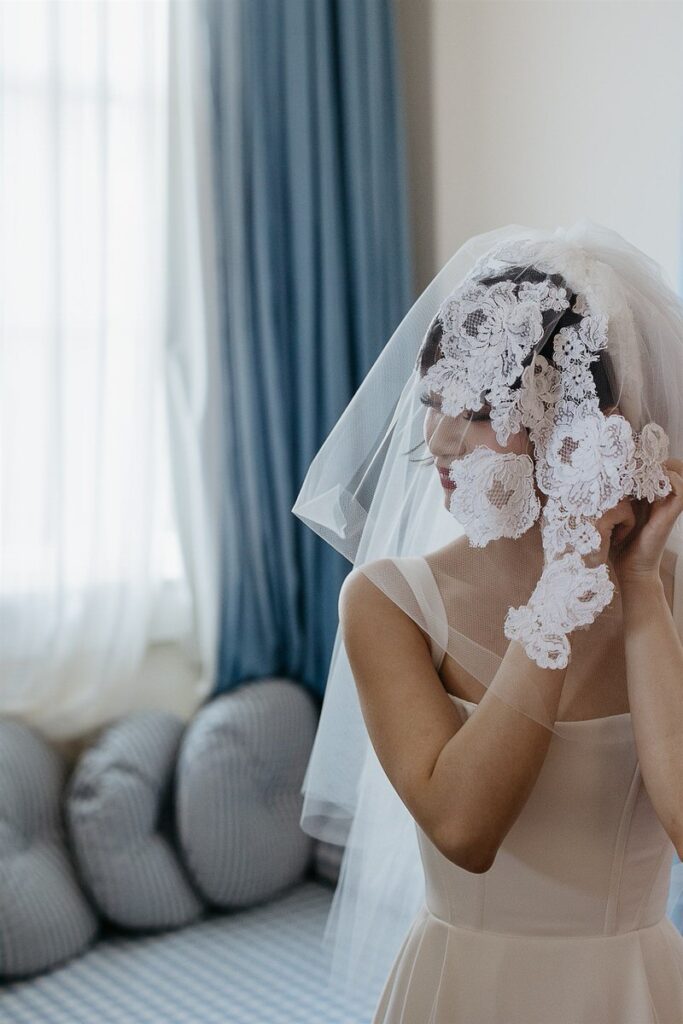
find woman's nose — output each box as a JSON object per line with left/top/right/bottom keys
{"left": 428, "top": 413, "right": 465, "bottom": 457}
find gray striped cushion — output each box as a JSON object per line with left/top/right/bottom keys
{"left": 65, "top": 711, "right": 204, "bottom": 930}
{"left": 0, "top": 719, "right": 99, "bottom": 978}
{"left": 176, "top": 677, "right": 318, "bottom": 907}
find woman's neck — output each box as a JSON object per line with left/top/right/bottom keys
{"left": 478, "top": 515, "right": 546, "bottom": 583}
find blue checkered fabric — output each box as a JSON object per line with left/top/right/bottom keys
{"left": 0, "top": 880, "right": 376, "bottom": 1024}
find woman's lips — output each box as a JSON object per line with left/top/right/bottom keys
{"left": 438, "top": 466, "right": 456, "bottom": 490}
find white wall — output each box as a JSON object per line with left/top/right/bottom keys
{"left": 394, "top": 0, "right": 683, "bottom": 295}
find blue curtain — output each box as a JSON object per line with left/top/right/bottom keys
{"left": 203, "top": 0, "right": 414, "bottom": 696}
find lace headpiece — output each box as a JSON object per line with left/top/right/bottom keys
{"left": 292, "top": 221, "right": 683, "bottom": 1003}
{"left": 418, "top": 238, "right": 672, "bottom": 668}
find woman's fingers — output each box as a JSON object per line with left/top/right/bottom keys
{"left": 611, "top": 506, "right": 637, "bottom": 546}
{"left": 585, "top": 498, "right": 636, "bottom": 554}
{"left": 600, "top": 497, "right": 635, "bottom": 532}
{"left": 605, "top": 498, "right": 635, "bottom": 546}
{"left": 663, "top": 457, "right": 683, "bottom": 477}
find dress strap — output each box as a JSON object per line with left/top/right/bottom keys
{"left": 392, "top": 557, "right": 449, "bottom": 672}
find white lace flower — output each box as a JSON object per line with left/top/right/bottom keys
{"left": 545, "top": 553, "right": 614, "bottom": 630}
{"left": 525, "top": 631, "right": 572, "bottom": 670}
{"left": 418, "top": 246, "right": 674, "bottom": 670}
{"left": 489, "top": 392, "right": 523, "bottom": 447}
{"left": 448, "top": 446, "right": 540, "bottom": 547}
{"left": 554, "top": 329, "right": 583, "bottom": 362}
{"left": 559, "top": 363, "right": 598, "bottom": 401}
{"left": 420, "top": 356, "right": 473, "bottom": 416}
{"left": 438, "top": 280, "right": 544, "bottom": 388}
{"left": 504, "top": 553, "right": 614, "bottom": 669}
{"left": 578, "top": 312, "right": 609, "bottom": 355}
{"left": 540, "top": 499, "right": 602, "bottom": 559}
{"left": 517, "top": 279, "right": 572, "bottom": 314}
{"left": 534, "top": 410, "right": 635, "bottom": 517}
{"left": 572, "top": 293, "right": 589, "bottom": 315}
{"left": 553, "top": 315, "right": 608, "bottom": 372}
{"left": 504, "top": 610, "right": 571, "bottom": 669}
{"left": 517, "top": 356, "right": 562, "bottom": 434}
{"left": 632, "top": 422, "right": 673, "bottom": 501}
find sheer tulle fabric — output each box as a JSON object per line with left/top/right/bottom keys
{"left": 370, "top": 565, "right": 683, "bottom": 1023}
{"left": 292, "top": 221, "right": 683, "bottom": 1012}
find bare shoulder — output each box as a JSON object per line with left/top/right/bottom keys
{"left": 339, "top": 558, "right": 423, "bottom": 643}
{"left": 338, "top": 558, "right": 402, "bottom": 618}
{"left": 336, "top": 558, "right": 467, "bottom": 861}
{"left": 339, "top": 557, "right": 436, "bottom": 657}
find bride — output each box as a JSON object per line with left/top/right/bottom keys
{"left": 293, "top": 221, "right": 683, "bottom": 1023}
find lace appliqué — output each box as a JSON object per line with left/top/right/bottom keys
{"left": 633, "top": 422, "right": 672, "bottom": 501}
{"left": 420, "top": 240, "right": 673, "bottom": 669}
{"left": 420, "top": 277, "right": 570, "bottom": 441}
{"left": 504, "top": 553, "right": 614, "bottom": 669}
{"left": 447, "top": 446, "right": 540, "bottom": 546}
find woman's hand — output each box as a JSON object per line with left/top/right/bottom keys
{"left": 586, "top": 458, "right": 683, "bottom": 585}
{"left": 582, "top": 496, "right": 639, "bottom": 574}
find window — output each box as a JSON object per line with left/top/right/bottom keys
{"left": 1, "top": 0, "right": 187, "bottom": 642}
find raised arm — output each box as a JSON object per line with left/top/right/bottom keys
{"left": 339, "top": 565, "right": 569, "bottom": 875}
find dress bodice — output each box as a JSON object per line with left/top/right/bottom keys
{"left": 422, "top": 692, "right": 674, "bottom": 937}
{"left": 394, "top": 555, "right": 680, "bottom": 939}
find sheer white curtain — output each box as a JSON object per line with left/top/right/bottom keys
{"left": 165, "top": 0, "right": 223, "bottom": 710}
{"left": 0, "top": 0, "right": 210, "bottom": 741}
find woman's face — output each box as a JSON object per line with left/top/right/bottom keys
{"left": 422, "top": 387, "right": 622, "bottom": 511}
{"left": 421, "top": 391, "right": 534, "bottom": 509}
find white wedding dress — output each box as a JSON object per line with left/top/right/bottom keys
{"left": 371, "top": 555, "right": 683, "bottom": 1024}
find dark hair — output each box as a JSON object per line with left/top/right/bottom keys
{"left": 418, "top": 266, "right": 615, "bottom": 409}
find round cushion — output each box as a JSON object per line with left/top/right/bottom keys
{"left": 0, "top": 719, "right": 99, "bottom": 978}
{"left": 176, "top": 677, "right": 318, "bottom": 907}
{"left": 65, "top": 711, "right": 204, "bottom": 930}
